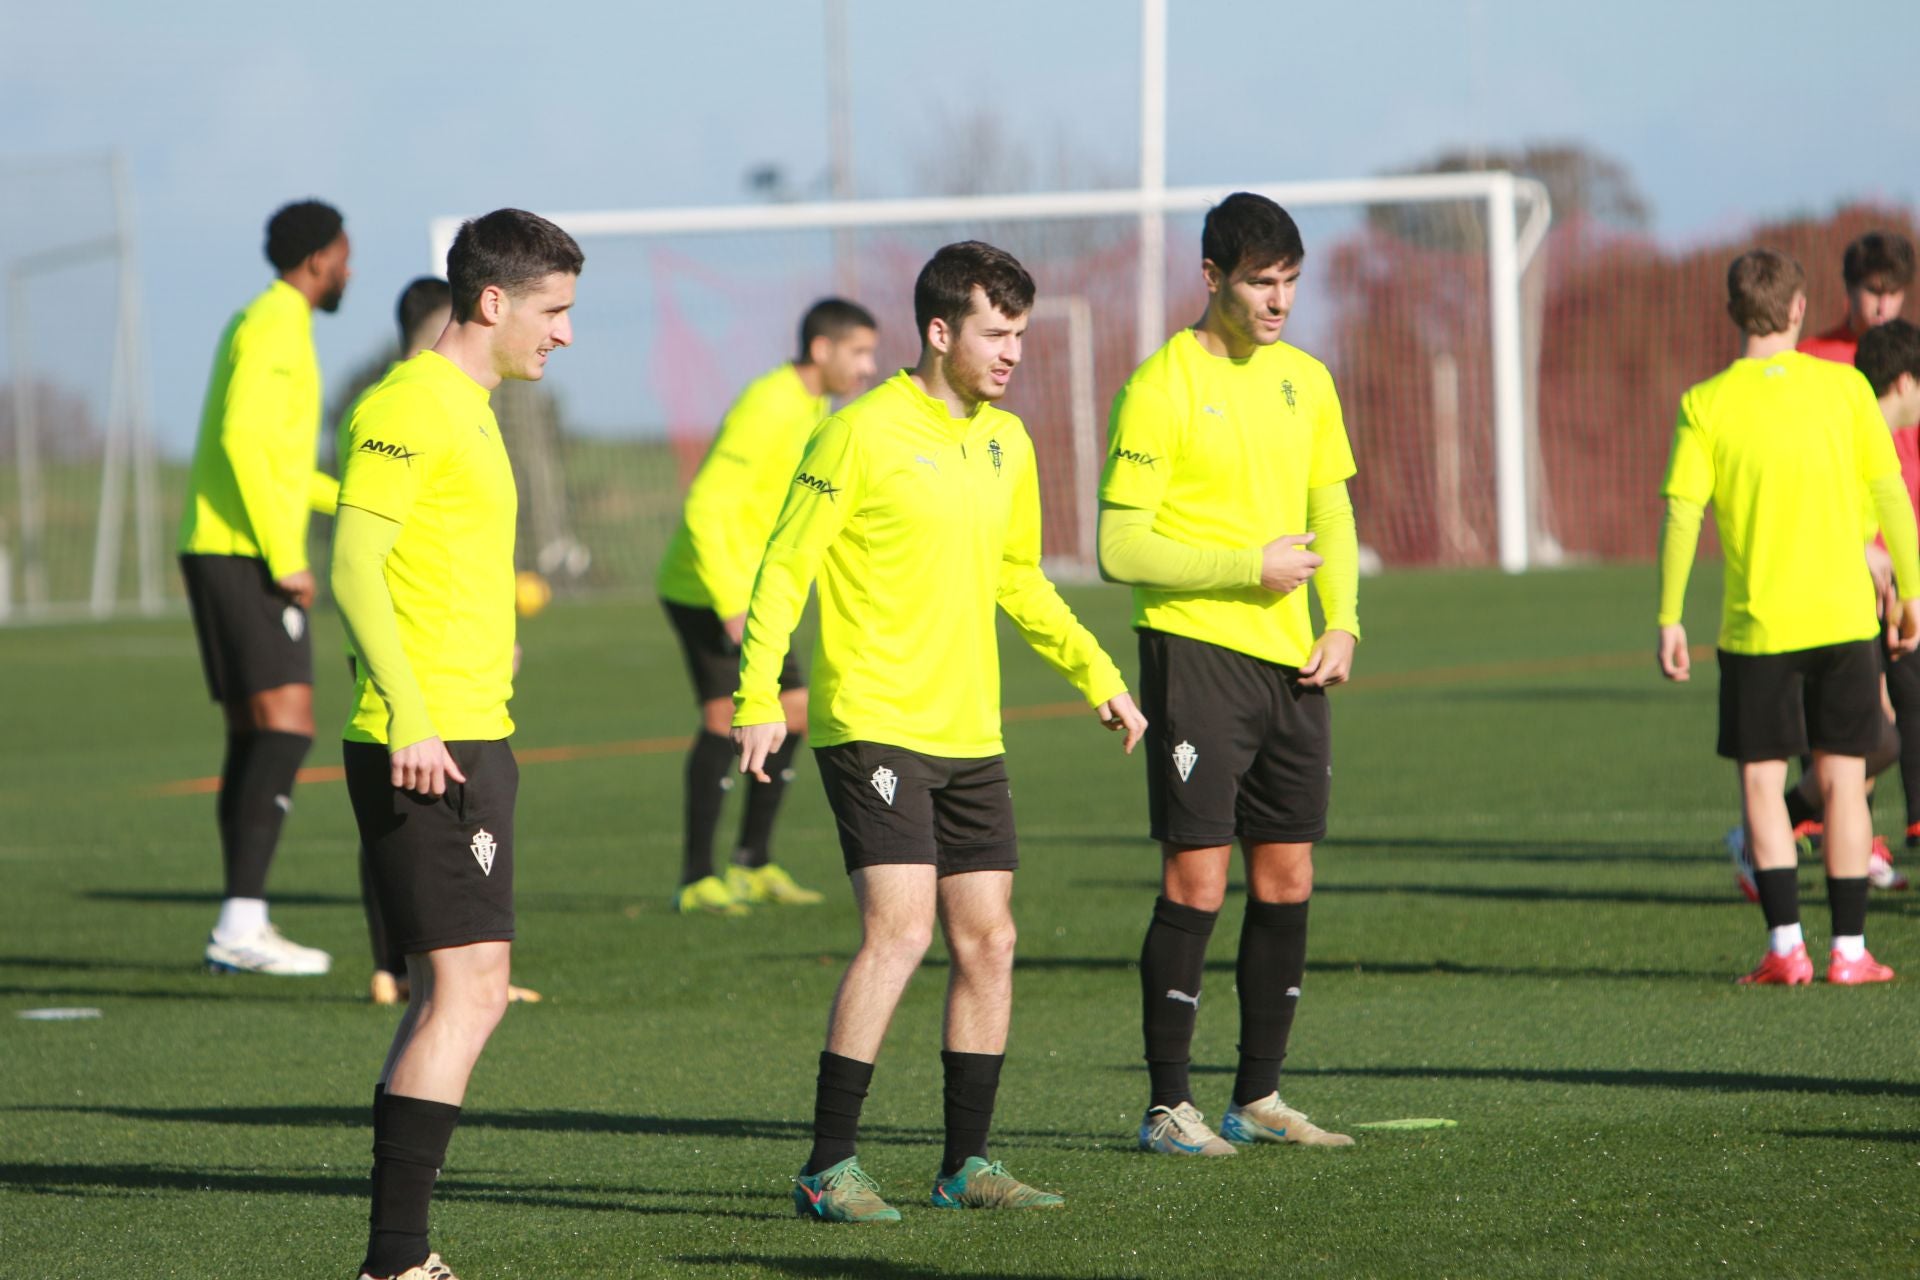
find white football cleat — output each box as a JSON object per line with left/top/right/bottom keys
{"left": 204, "top": 924, "right": 331, "bottom": 976}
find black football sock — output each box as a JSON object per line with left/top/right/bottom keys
{"left": 1140, "top": 896, "right": 1217, "bottom": 1110}
{"left": 1753, "top": 867, "right": 1800, "bottom": 931}
{"left": 363, "top": 1089, "right": 460, "bottom": 1278}
{"left": 804, "top": 1052, "right": 874, "bottom": 1174}
{"left": 939, "top": 1050, "right": 1005, "bottom": 1177}
{"left": 1783, "top": 785, "right": 1820, "bottom": 830}
{"left": 733, "top": 737, "right": 799, "bottom": 870}
{"left": 680, "top": 731, "right": 735, "bottom": 886}
{"left": 1827, "top": 875, "right": 1869, "bottom": 940}
{"left": 219, "top": 729, "right": 311, "bottom": 900}
{"left": 1233, "top": 898, "right": 1310, "bottom": 1107}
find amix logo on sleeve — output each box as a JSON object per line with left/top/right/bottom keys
{"left": 793, "top": 472, "right": 842, "bottom": 502}
{"left": 357, "top": 439, "right": 419, "bottom": 466}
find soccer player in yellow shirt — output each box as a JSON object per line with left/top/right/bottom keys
{"left": 657, "top": 300, "right": 878, "bottom": 916}
{"left": 332, "top": 209, "right": 582, "bottom": 1280}
{"left": 1099, "top": 192, "right": 1359, "bottom": 1156}
{"left": 734, "top": 241, "right": 1146, "bottom": 1221}
{"left": 1658, "top": 248, "right": 1920, "bottom": 987}
{"left": 178, "top": 199, "right": 350, "bottom": 977}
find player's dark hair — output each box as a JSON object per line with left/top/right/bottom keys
{"left": 797, "top": 297, "right": 877, "bottom": 362}
{"left": 913, "top": 241, "right": 1034, "bottom": 344}
{"left": 446, "top": 209, "right": 585, "bottom": 322}
{"left": 395, "top": 277, "right": 452, "bottom": 350}
{"left": 1726, "top": 248, "right": 1806, "bottom": 337}
{"left": 1202, "top": 192, "right": 1305, "bottom": 277}
{"left": 264, "top": 200, "right": 344, "bottom": 272}
{"left": 1855, "top": 319, "right": 1920, "bottom": 398}
{"left": 1843, "top": 231, "right": 1916, "bottom": 292}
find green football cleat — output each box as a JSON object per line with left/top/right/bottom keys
{"left": 929, "top": 1157, "right": 1064, "bottom": 1209}
{"left": 792, "top": 1157, "right": 901, "bottom": 1223}
{"left": 727, "top": 862, "right": 825, "bottom": 906}
{"left": 676, "top": 874, "right": 748, "bottom": 918}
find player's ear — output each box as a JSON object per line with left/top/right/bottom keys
{"left": 1200, "top": 258, "right": 1223, "bottom": 296}
{"left": 477, "top": 283, "right": 506, "bottom": 325}
{"left": 926, "top": 315, "right": 951, "bottom": 356}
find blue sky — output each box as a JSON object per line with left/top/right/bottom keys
{"left": 3, "top": 0, "right": 1914, "bottom": 450}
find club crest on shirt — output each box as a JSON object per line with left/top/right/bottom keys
{"left": 282, "top": 606, "right": 305, "bottom": 642}
{"left": 988, "top": 439, "right": 1003, "bottom": 476}
{"left": 471, "top": 829, "right": 497, "bottom": 875}
{"left": 1172, "top": 740, "right": 1198, "bottom": 782}
{"left": 1281, "top": 379, "right": 1297, "bottom": 410}
{"left": 870, "top": 765, "right": 898, "bottom": 805}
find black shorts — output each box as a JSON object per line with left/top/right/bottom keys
{"left": 814, "top": 741, "right": 1019, "bottom": 876}
{"left": 180, "top": 553, "right": 313, "bottom": 702}
{"left": 343, "top": 738, "right": 517, "bottom": 954}
{"left": 1717, "top": 641, "right": 1882, "bottom": 761}
{"left": 1139, "top": 628, "right": 1332, "bottom": 847}
{"left": 662, "top": 599, "right": 805, "bottom": 705}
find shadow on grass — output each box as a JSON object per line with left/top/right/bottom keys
{"left": 79, "top": 888, "right": 631, "bottom": 915}
{"left": 0, "top": 954, "right": 195, "bottom": 974}
{"left": 673, "top": 1255, "right": 1128, "bottom": 1280}
{"left": 0, "top": 1162, "right": 782, "bottom": 1218}
{"left": 1197, "top": 1064, "right": 1920, "bottom": 1099}
{"left": 4, "top": 1105, "right": 1100, "bottom": 1148}
{"left": 759, "top": 953, "right": 1715, "bottom": 981}
{"left": 1068, "top": 879, "right": 1730, "bottom": 907}
{"left": 1780, "top": 1128, "right": 1920, "bottom": 1144}
{"left": 0, "top": 981, "right": 361, "bottom": 1005}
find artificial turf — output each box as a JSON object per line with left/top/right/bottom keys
{"left": 3, "top": 563, "right": 1916, "bottom": 1278}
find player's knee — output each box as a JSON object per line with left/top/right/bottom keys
{"left": 953, "top": 920, "right": 1017, "bottom": 975}
{"left": 865, "top": 920, "right": 935, "bottom": 971}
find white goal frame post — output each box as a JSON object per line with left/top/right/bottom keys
{"left": 2, "top": 150, "right": 164, "bottom": 623}
{"left": 431, "top": 171, "right": 1551, "bottom": 574}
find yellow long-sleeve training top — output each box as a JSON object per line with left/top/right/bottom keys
{"left": 178, "top": 280, "right": 339, "bottom": 578}
{"left": 734, "top": 371, "right": 1127, "bottom": 758}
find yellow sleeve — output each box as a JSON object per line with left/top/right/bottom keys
{"left": 309, "top": 471, "right": 340, "bottom": 516}
{"left": 680, "top": 402, "right": 773, "bottom": 618}
{"left": 331, "top": 504, "right": 435, "bottom": 749}
{"left": 1306, "top": 365, "right": 1359, "bottom": 488}
{"left": 338, "top": 386, "right": 440, "bottom": 526}
{"left": 1657, "top": 497, "right": 1704, "bottom": 626}
{"left": 221, "top": 319, "right": 308, "bottom": 579}
{"left": 1660, "top": 393, "right": 1714, "bottom": 506}
{"left": 1306, "top": 481, "right": 1360, "bottom": 638}
{"left": 998, "top": 445, "right": 1127, "bottom": 707}
{"left": 1097, "top": 504, "right": 1260, "bottom": 589}
{"left": 1869, "top": 474, "right": 1920, "bottom": 599}
{"left": 1099, "top": 381, "right": 1177, "bottom": 512}
{"left": 733, "top": 416, "right": 862, "bottom": 727}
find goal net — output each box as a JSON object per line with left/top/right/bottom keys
{"left": 429, "top": 175, "right": 1551, "bottom": 593}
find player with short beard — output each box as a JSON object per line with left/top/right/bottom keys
{"left": 179, "top": 199, "right": 351, "bottom": 978}
{"left": 333, "top": 209, "right": 582, "bottom": 1280}
{"left": 734, "top": 241, "right": 1145, "bottom": 1221}
{"left": 1100, "top": 192, "right": 1361, "bottom": 1156}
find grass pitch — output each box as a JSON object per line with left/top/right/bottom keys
{"left": 3, "top": 564, "right": 1917, "bottom": 1278}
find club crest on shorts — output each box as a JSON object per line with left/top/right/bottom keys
{"left": 869, "top": 765, "right": 898, "bottom": 806}
{"left": 470, "top": 829, "right": 497, "bottom": 875}
{"left": 1172, "top": 740, "right": 1198, "bottom": 782}
{"left": 282, "top": 606, "right": 305, "bottom": 641}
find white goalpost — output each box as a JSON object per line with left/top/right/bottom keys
{"left": 429, "top": 171, "right": 1549, "bottom": 583}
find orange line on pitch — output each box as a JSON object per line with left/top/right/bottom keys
{"left": 143, "top": 644, "right": 1689, "bottom": 799}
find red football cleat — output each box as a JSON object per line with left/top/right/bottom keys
{"left": 1868, "top": 837, "right": 1911, "bottom": 892}
{"left": 1737, "top": 944, "right": 1814, "bottom": 986}
{"left": 1826, "top": 949, "right": 1895, "bottom": 985}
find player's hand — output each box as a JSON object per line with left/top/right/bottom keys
{"left": 276, "top": 569, "right": 317, "bottom": 609}
{"left": 1300, "top": 629, "right": 1356, "bottom": 687}
{"left": 1866, "top": 544, "right": 1894, "bottom": 605}
{"left": 1096, "top": 692, "right": 1147, "bottom": 754}
{"left": 1892, "top": 599, "right": 1920, "bottom": 660}
{"left": 1658, "top": 624, "right": 1690, "bottom": 681}
{"left": 512, "top": 643, "right": 523, "bottom": 676}
{"left": 1259, "top": 533, "right": 1322, "bottom": 595}
{"left": 391, "top": 736, "right": 467, "bottom": 797}
{"left": 722, "top": 612, "right": 747, "bottom": 647}
{"left": 732, "top": 721, "right": 787, "bottom": 782}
